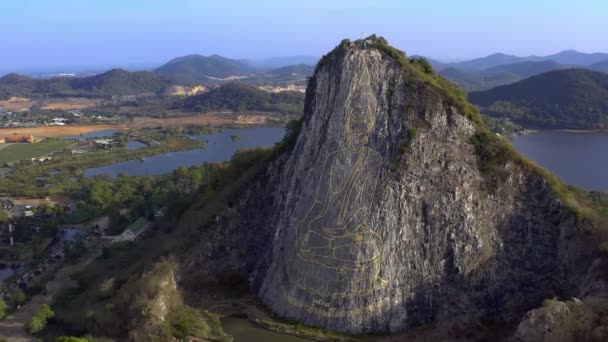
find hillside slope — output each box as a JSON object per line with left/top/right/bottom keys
{"left": 179, "top": 82, "right": 304, "bottom": 115}
{"left": 469, "top": 68, "right": 608, "bottom": 128}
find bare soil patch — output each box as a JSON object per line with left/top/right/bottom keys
{"left": 131, "top": 113, "right": 235, "bottom": 127}
{"left": 0, "top": 125, "right": 122, "bottom": 138}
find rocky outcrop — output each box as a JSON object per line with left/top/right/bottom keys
{"left": 513, "top": 298, "right": 593, "bottom": 342}
{"left": 183, "top": 37, "right": 598, "bottom": 336}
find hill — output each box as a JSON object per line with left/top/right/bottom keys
{"left": 543, "top": 50, "right": 608, "bottom": 66}
{"left": 241, "top": 56, "right": 319, "bottom": 69}
{"left": 454, "top": 52, "right": 532, "bottom": 70}
{"left": 178, "top": 36, "right": 603, "bottom": 337}
{"left": 179, "top": 82, "right": 304, "bottom": 115}
{"left": 441, "top": 60, "right": 564, "bottom": 91}
{"left": 263, "top": 64, "right": 313, "bottom": 79}
{"left": 590, "top": 59, "right": 608, "bottom": 73}
{"left": 0, "top": 69, "right": 168, "bottom": 99}
{"left": 154, "top": 54, "right": 251, "bottom": 84}
{"left": 67, "top": 69, "right": 167, "bottom": 95}
{"left": 469, "top": 68, "right": 608, "bottom": 128}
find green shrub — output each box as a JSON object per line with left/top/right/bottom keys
{"left": 410, "top": 57, "right": 435, "bottom": 75}
{"left": 25, "top": 304, "right": 55, "bottom": 335}
{"left": 0, "top": 298, "right": 7, "bottom": 318}
{"left": 170, "top": 306, "right": 202, "bottom": 339}
{"left": 54, "top": 337, "right": 89, "bottom": 342}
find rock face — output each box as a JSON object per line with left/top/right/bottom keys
{"left": 185, "top": 37, "right": 596, "bottom": 335}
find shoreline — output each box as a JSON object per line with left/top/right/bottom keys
{"left": 554, "top": 129, "right": 608, "bottom": 133}
{"left": 510, "top": 128, "right": 608, "bottom": 138}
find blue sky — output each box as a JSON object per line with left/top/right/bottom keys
{"left": 1, "top": 0, "right": 607, "bottom": 72}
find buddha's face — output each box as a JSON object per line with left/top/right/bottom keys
{"left": 345, "top": 92, "right": 376, "bottom": 146}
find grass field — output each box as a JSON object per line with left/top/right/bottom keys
{"left": 0, "top": 140, "right": 75, "bottom": 164}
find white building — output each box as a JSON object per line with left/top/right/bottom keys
{"left": 105, "top": 217, "right": 150, "bottom": 243}
{"left": 51, "top": 118, "right": 67, "bottom": 126}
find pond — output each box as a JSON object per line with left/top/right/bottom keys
{"left": 512, "top": 130, "right": 608, "bottom": 191}
{"left": 63, "top": 129, "right": 119, "bottom": 140}
{"left": 221, "top": 317, "right": 311, "bottom": 342}
{"left": 0, "top": 266, "right": 17, "bottom": 282}
{"left": 84, "top": 127, "right": 286, "bottom": 178}
{"left": 59, "top": 228, "right": 83, "bottom": 242}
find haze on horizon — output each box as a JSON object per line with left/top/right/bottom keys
{"left": 1, "top": 0, "right": 607, "bottom": 73}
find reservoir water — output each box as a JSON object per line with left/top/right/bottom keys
{"left": 84, "top": 127, "right": 285, "bottom": 178}
{"left": 512, "top": 130, "right": 608, "bottom": 191}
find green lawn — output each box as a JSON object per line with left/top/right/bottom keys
{"left": 0, "top": 140, "right": 74, "bottom": 164}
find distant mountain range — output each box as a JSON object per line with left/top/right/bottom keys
{"left": 468, "top": 68, "right": 608, "bottom": 129}
{"left": 0, "top": 55, "right": 316, "bottom": 100}
{"left": 240, "top": 56, "right": 319, "bottom": 69}
{"left": 154, "top": 55, "right": 316, "bottom": 85}
{"left": 418, "top": 50, "right": 608, "bottom": 91}
{"left": 440, "top": 60, "right": 567, "bottom": 91}
{"left": 2, "top": 49, "right": 607, "bottom": 101}
{"left": 0, "top": 69, "right": 168, "bottom": 99}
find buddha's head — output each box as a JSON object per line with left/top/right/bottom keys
{"left": 345, "top": 91, "right": 376, "bottom": 147}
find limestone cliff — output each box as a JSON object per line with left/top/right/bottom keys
{"left": 182, "top": 37, "right": 598, "bottom": 336}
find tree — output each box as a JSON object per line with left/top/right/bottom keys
{"left": 88, "top": 180, "right": 114, "bottom": 207}
{"left": 26, "top": 315, "right": 45, "bottom": 335}
{"left": 0, "top": 211, "right": 8, "bottom": 224}
{"left": 25, "top": 304, "right": 55, "bottom": 335}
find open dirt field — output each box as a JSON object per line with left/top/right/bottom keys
{"left": 0, "top": 124, "right": 122, "bottom": 138}
{"left": 131, "top": 113, "right": 236, "bottom": 127}
{"left": 41, "top": 97, "right": 100, "bottom": 110}
{"left": 0, "top": 98, "right": 34, "bottom": 112}
{"left": 0, "top": 97, "right": 100, "bottom": 112}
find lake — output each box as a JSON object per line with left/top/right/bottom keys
{"left": 84, "top": 127, "right": 285, "bottom": 178}
{"left": 221, "top": 317, "right": 311, "bottom": 342}
{"left": 512, "top": 130, "right": 608, "bottom": 190}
